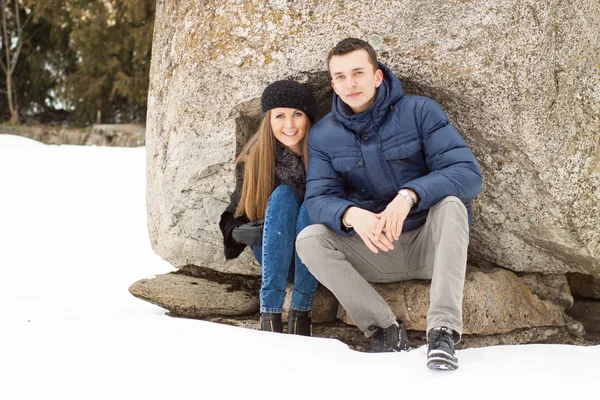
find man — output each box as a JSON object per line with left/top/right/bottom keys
{"left": 296, "top": 38, "right": 482, "bottom": 370}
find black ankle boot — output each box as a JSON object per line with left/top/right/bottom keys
{"left": 427, "top": 327, "right": 458, "bottom": 370}
{"left": 367, "top": 320, "right": 410, "bottom": 353}
{"left": 288, "top": 309, "right": 312, "bottom": 336}
{"left": 260, "top": 312, "right": 283, "bottom": 333}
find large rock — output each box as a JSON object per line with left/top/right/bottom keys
{"left": 519, "top": 273, "right": 573, "bottom": 308}
{"left": 146, "top": 0, "right": 600, "bottom": 278}
{"left": 128, "top": 272, "right": 259, "bottom": 317}
{"left": 129, "top": 269, "right": 338, "bottom": 322}
{"left": 282, "top": 285, "right": 339, "bottom": 324}
{"left": 456, "top": 326, "right": 586, "bottom": 348}
{"left": 338, "top": 268, "right": 568, "bottom": 335}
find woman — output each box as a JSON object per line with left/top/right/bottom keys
{"left": 219, "top": 80, "right": 319, "bottom": 336}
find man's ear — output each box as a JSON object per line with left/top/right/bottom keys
{"left": 331, "top": 80, "right": 339, "bottom": 94}
{"left": 375, "top": 69, "right": 384, "bottom": 88}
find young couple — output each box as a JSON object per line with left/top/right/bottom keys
{"left": 219, "top": 38, "right": 482, "bottom": 370}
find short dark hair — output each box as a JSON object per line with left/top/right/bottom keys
{"left": 327, "top": 38, "right": 379, "bottom": 72}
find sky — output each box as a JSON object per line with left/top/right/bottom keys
{"left": 0, "top": 134, "right": 598, "bottom": 400}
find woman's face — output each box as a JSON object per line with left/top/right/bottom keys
{"left": 269, "top": 108, "right": 308, "bottom": 155}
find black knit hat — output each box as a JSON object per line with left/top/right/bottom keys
{"left": 261, "top": 80, "right": 317, "bottom": 122}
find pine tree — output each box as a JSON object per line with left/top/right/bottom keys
{"left": 64, "top": 0, "right": 155, "bottom": 124}
{"left": 0, "top": 1, "right": 155, "bottom": 125}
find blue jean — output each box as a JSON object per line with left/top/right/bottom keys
{"left": 252, "top": 185, "right": 319, "bottom": 313}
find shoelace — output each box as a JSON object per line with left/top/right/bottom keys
{"left": 431, "top": 327, "right": 453, "bottom": 349}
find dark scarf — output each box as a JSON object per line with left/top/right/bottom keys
{"left": 274, "top": 141, "right": 306, "bottom": 200}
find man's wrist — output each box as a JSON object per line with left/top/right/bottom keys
{"left": 398, "top": 189, "right": 417, "bottom": 208}
{"left": 342, "top": 207, "right": 355, "bottom": 228}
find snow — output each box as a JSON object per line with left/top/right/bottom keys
{"left": 0, "top": 134, "right": 597, "bottom": 399}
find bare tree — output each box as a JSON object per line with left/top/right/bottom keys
{"left": 0, "top": 0, "right": 32, "bottom": 123}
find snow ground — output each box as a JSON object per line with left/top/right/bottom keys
{"left": 0, "top": 134, "right": 597, "bottom": 400}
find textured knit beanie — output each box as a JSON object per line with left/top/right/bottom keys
{"left": 261, "top": 80, "right": 317, "bottom": 122}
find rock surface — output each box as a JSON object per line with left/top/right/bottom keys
{"left": 146, "top": 0, "right": 600, "bottom": 279}
{"left": 519, "top": 273, "right": 573, "bottom": 308}
{"left": 1, "top": 124, "right": 145, "bottom": 147}
{"left": 338, "top": 268, "right": 568, "bottom": 335}
{"left": 128, "top": 272, "right": 259, "bottom": 317}
{"left": 282, "top": 285, "right": 339, "bottom": 324}
{"left": 129, "top": 270, "right": 338, "bottom": 322}
{"left": 567, "top": 273, "right": 600, "bottom": 299}
{"left": 131, "top": 267, "right": 570, "bottom": 336}
{"left": 130, "top": 267, "right": 585, "bottom": 345}
{"left": 89, "top": 124, "right": 145, "bottom": 146}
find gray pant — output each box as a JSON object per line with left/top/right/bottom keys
{"left": 296, "top": 196, "right": 469, "bottom": 339}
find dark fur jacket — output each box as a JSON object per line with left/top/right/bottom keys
{"left": 218, "top": 142, "right": 306, "bottom": 260}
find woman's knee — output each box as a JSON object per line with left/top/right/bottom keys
{"left": 269, "top": 185, "right": 300, "bottom": 208}
{"left": 296, "top": 205, "right": 310, "bottom": 230}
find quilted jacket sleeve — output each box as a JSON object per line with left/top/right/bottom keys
{"left": 304, "top": 134, "right": 357, "bottom": 237}
{"left": 401, "top": 99, "right": 482, "bottom": 212}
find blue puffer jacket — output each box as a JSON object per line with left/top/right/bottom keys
{"left": 305, "top": 62, "right": 482, "bottom": 237}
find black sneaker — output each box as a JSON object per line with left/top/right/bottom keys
{"left": 427, "top": 327, "right": 459, "bottom": 370}
{"left": 260, "top": 312, "right": 283, "bottom": 333}
{"left": 367, "top": 320, "right": 410, "bottom": 353}
{"left": 287, "top": 309, "right": 312, "bottom": 336}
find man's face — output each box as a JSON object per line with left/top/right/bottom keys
{"left": 329, "top": 49, "right": 383, "bottom": 114}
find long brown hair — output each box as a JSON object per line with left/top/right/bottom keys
{"left": 234, "top": 110, "right": 311, "bottom": 220}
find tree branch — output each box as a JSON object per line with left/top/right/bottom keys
{"left": 22, "top": 27, "right": 38, "bottom": 46}
{"left": 0, "top": 53, "right": 6, "bottom": 74}
{"left": 2, "top": 0, "right": 11, "bottom": 70}
{"left": 11, "top": 71, "right": 17, "bottom": 105}
{"left": 0, "top": 4, "right": 7, "bottom": 74}
{"left": 9, "top": 0, "right": 24, "bottom": 74}
{"left": 21, "top": 8, "right": 33, "bottom": 32}
{"left": 14, "top": 0, "right": 20, "bottom": 33}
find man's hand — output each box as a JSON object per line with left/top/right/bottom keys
{"left": 374, "top": 189, "right": 416, "bottom": 242}
{"left": 343, "top": 207, "right": 394, "bottom": 253}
